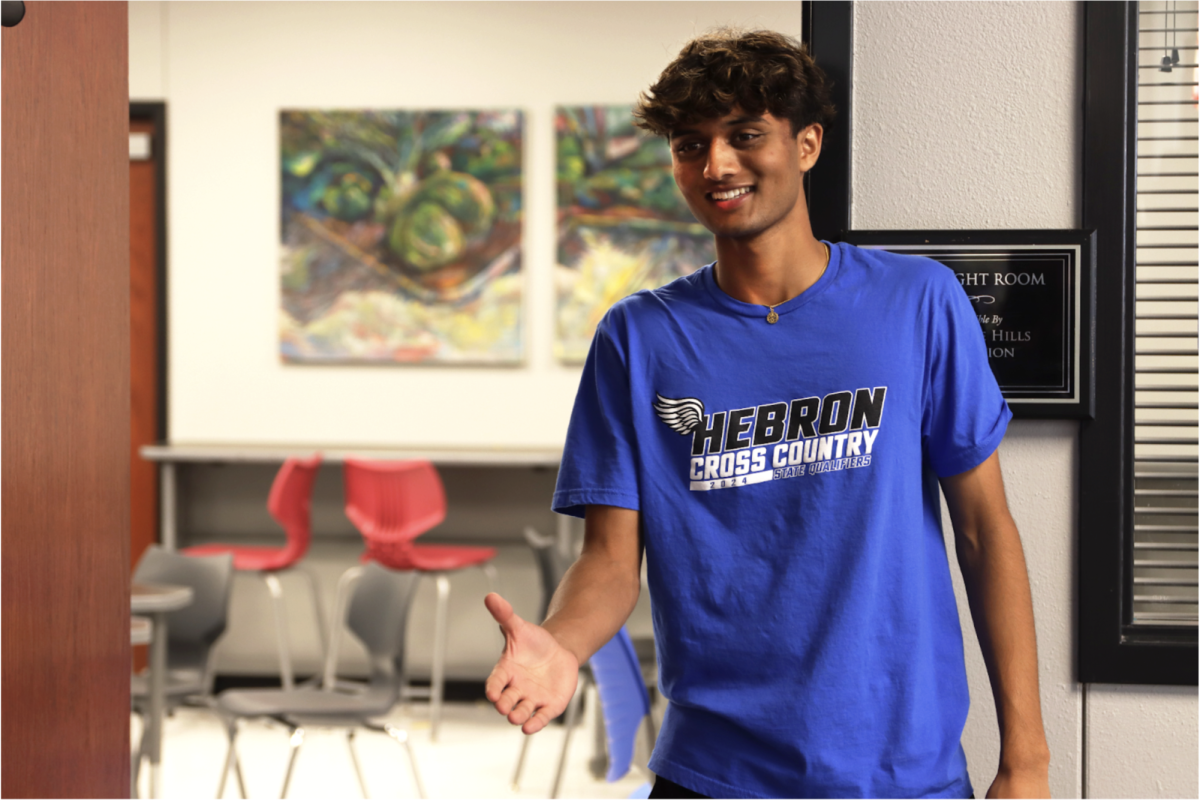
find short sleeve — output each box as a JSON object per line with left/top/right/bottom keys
{"left": 552, "top": 309, "right": 642, "bottom": 518}
{"left": 922, "top": 270, "right": 1012, "bottom": 478}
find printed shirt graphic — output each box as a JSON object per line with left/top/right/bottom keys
{"left": 653, "top": 385, "right": 887, "bottom": 492}
{"left": 554, "top": 243, "right": 1011, "bottom": 799}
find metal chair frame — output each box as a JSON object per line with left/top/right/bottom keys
{"left": 216, "top": 564, "right": 424, "bottom": 800}
{"left": 187, "top": 455, "right": 326, "bottom": 691}
{"left": 130, "top": 547, "right": 234, "bottom": 798}
{"left": 259, "top": 566, "right": 327, "bottom": 691}
{"left": 342, "top": 458, "right": 501, "bottom": 741}
{"left": 510, "top": 643, "right": 657, "bottom": 798}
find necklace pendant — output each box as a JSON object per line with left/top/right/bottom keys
{"left": 766, "top": 308, "right": 779, "bottom": 324}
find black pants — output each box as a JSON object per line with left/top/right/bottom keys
{"left": 649, "top": 777, "right": 710, "bottom": 799}
{"left": 649, "top": 776, "right": 975, "bottom": 799}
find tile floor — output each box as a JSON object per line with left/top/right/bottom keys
{"left": 135, "top": 698, "right": 654, "bottom": 800}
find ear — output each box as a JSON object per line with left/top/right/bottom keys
{"left": 795, "top": 123, "right": 824, "bottom": 173}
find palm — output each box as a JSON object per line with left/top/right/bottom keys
{"left": 484, "top": 593, "right": 579, "bottom": 734}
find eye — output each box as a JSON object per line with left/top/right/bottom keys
{"left": 673, "top": 140, "right": 704, "bottom": 156}
{"left": 733, "top": 132, "right": 762, "bottom": 145}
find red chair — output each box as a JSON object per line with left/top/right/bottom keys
{"left": 342, "top": 458, "right": 498, "bottom": 741}
{"left": 185, "top": 454, "right": 324, "bottom": 690}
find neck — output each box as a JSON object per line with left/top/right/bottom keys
{"left": 711, "top": 199, "right": 827, "bottom": 307}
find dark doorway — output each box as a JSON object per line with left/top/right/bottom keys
{"left": 130, "top": 103, "right": 167, "bottom": 571}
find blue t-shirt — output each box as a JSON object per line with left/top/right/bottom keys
{"left": 552, "top": 242, "right": 1011, "bottom": 799}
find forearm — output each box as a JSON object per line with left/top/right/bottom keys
{"left": 955, "top": 515, "right": 1050, "bottom": 772}
{"left": 541, "top": 550, "right": 641, "bottom": 666}
{"left": 942, "top": 452, "right": 1050, "bottom": 787}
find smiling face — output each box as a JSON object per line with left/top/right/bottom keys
{"left": 670, "top": 109, "right": 822, "bottom": 242}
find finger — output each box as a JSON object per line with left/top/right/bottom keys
{"left": 484, "top": 665, "right": 510, "bottom": 703}
{"left": 483, "top": 592, "right": 525, "bottom": 636}
{"left": 507, "top": 698, "right": 537, "bottom": 727}
{"left": 522, "top": 706, "right": 555, "bottom": 735}
{"left": 495, "top": 685, "right": 525, "bottom": 716}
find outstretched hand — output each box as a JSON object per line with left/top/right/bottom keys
{"left": 483, "top": 592, "right": 580, "bottom": 735}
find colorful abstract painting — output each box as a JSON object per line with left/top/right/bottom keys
{"left": 280, "top": 110, "right": 523, "bottom": 364}
{"left": 555, "top": 105, "right": 714, "bottom": 363}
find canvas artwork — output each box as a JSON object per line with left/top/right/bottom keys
{"left": 279, "top": 109, "right": 523, "bottom": 364}
{"left": 555, "top": 105, "right": 714, "bottom": 363}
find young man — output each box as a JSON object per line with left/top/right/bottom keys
{"left": 484, "top": 30, "right": 1051, "bottom": 799}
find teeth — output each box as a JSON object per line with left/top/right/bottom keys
{"left": 711, "top": 187, "right": 751, "bottom": 201}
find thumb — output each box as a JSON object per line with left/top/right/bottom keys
{"left": 484, "top": 592, "right": 523, "bottom": 634}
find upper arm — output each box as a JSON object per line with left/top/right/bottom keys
{"left": 939, "top": 449, "right": 1016, "bottom": 551}
{"left": 920, "top": 265, "right": 1013, "bottom": 480}
{"left": 552, "top": 311, "right": 641, "bottom": 520}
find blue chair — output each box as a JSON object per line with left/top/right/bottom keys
{"left": 546, "top": 626, "right": 657, "bottom": 798}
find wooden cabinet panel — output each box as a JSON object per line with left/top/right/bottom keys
{"left": 2, "top": 3, "right": 131, "bottom": 797}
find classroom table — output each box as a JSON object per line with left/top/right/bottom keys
{"left": 140, "top": 443, "right": 566, "bottom": 550}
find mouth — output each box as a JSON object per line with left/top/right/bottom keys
{"left": 706, "top": 186, "right": 754, "bottom": 209}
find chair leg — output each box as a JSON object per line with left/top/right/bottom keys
{"left": 346, "top": 729, "right": 369, "bottom": 798}
{"left": 382, "top": 724, "right": 426, "bottom": 800}
{"left": 397, "top": 662, "right": 412, "bottom": 714}
{"left": 131, "top": 711, "right": 144, "bottom": 799}
{"left": 216, "top": 720, "right": 240, "bottom": 799}
{"left": 297, "top": 565, "right": 329, "bottom": 684}
{"left": 263, "top": 573, "right": 295, "bottom": 691}
{"left": 279, "top": 726, "right": 305, "bottom": 799}
{"left": 430, "top": 573, "right": 450, "bottom": 742}
{"left": 234, "top": 747, "right": 248, "bottom": 799}
{"left": 551, "top": 676, "right": 586, "bottom": 799}
{"left": 511, "top": 731, "right": 532, "bottom": 791}
{"left": 588, "top": 682, "right": 607, "bottom": 780}
{"left": 480, "top": 562, "right": 506, "bottom": 656}
{"left": 480, "top": 561, "right": 501, "bottom": 597}
{"left": 325, "top": 566, "right": 365, "bottom": 690}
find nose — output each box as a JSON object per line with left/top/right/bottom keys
{"left": 703, "top": 139, "right": 737, "bottom": 181}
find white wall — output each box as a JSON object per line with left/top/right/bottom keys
{"left": 853, "top": 3, "right": 1196, "bottom": 799}
{"left": 131, "top": 1, "right": 1199, "bottom": 796}
{"left": 128, "top": 0, "right": 163, "bottom": 98}
{"left": 1087, "top": 684, "right": 1199, "bottom": 798}
{"left": 130, "top": 0, "right": 805, "bottom": 449}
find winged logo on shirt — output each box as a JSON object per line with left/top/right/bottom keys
{"left": 653, "top": 393, "right": 704, "bottom": 434}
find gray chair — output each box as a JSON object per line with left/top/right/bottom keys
{"left": 511, "top": 526, "right": 584, "bottom": 793}
{"left": 131, "top": 546, "right": 235, "bottom": 794}
{"left": 215, "top": 562, "right": 424, "bottom": 799}
{"left": 512, "top": 527, "right": 658, "bottom": 796}
{"left": 524, "top": 526, "right": 578, "bottom": 624}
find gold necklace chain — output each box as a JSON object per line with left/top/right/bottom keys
{"left": 766, "top": 242, "right": 830, "bottom": 324}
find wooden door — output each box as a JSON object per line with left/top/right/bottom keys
{"left": 2, "top": 3, "right": 131, "bottom": 797}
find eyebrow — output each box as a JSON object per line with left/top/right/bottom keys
{"left": 669, "top": 115, "right": 767, "bottom": 139}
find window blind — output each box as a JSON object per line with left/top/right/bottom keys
{"left": 1133, "top": 0, "right": 1199, "bottom": 626}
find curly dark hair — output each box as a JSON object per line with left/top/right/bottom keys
{"left": 633, "top": 28, "right": 836, "bottom": 138}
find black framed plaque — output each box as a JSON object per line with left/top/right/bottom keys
{"left": 843, "top": 230, "right": 1095, "bottom": 419}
